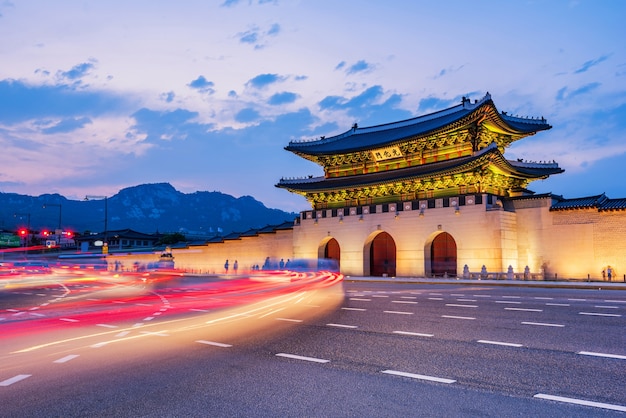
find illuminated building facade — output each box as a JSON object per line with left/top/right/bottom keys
{"left": 110, "top": 93, "right": 625, "bottom": 280}
{"left": 275, "top": 93, "right": 626, "bottom": 279}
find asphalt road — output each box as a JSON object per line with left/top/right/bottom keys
{"left": 1, "top": 277, "right": 625, "bottom": 417}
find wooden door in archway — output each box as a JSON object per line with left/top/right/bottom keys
{"left": 431, "top": 232, "right": 457, "bottom": 277}
{"left": 370, "top": 232, "right": 396, "bottom": 277}
{"left": 324, "top": 238, "right": 340, "bottom": 268}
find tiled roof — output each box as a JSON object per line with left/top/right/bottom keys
{"left": 285, "top": 93, "right": 551, "bottom": 156}
{"left": 599, "top": 198, "right": 626, "bottom": 211}
{"left": 277, "top": 144, "right": 563, "bottom": 193}
{"left": 550, "top": 194, "right": 607, "bottom": 211}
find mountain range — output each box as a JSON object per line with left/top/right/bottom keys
{"left": 1, "top": 183, "right": 299, "bottom": 238}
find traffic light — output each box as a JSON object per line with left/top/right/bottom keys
{"left": 42, "top": 230, "right": 50, "bottom": 236}
{"left": 18, "top": 228, "right": 27, "bottom": 236}
{"left": 65, "top": 231, "right": 73, "bottom": 238}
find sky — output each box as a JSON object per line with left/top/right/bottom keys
{"left": 0, "top": 0, "right": 624, "bottom": 213}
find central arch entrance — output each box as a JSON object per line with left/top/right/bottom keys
{"left": 431, "top": 232, "right": 457, "bottom": 277}
{"left": 323, "top": 238, "right": 340, "bottom": 267}
{"left": 370, "top": 231, "right": 396, "bottom": 277}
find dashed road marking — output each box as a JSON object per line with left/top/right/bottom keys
{"left": 0, "top": 374, "right": 31, "bottom": 386}
{"left": 384, "top": 310, "right": 413, "bottom": 315}
{"left": 54, "top": 354, "right": 80, "bottom": 363}
{"left": 521, "top": 321, "right": 564, "bottom": 327}
{"left": 578, "top": 351, "right": 626, "bottom": 360}
{"left": 276, "top": 318, "right": 303, "bottom": 322}
{"left": 342, "top": 307, "right": 366, "bottom": 311}
{"left": 196, "top": 340, "right": 232, "bottom": 348}
{"left": 276, "top": 353, "right": 329, "bottom": 363}
{"left": 442, "top": 315, "right": 475, "bottom": 320}
{"left": 477, "top": 340, "right": 523, "bottom": 348}
{"left": 327, "top": 323, "right": 358, "bottom": 328}
{"left": 504, "top": 307, "right": 543, "bottom": 312}
{"left": 381, "top": 370, "right": 456, "bottom": 384}
{"left": 393, "top": 331, "right": 433, "bottom": 337}
{"left": 445, "top": 304, "right": 477, "bottom": 308}
{"left": 579, "top": 312, "right": 621, "bottom": 317}
{"left": 534, "top": 393, "right": 626, "bottom": 412}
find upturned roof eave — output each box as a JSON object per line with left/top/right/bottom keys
{"left": 277, "top": 145, "right": 560, "bottom": 194}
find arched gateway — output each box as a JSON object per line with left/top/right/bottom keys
{"left": 431, "top": 232, "right": 457, "bottom": 277}
{"left": 369, "top": 232, "right": 396, "bottom": 277}
{"left": 323, "top": 238, "right": 340, "bottom": 267}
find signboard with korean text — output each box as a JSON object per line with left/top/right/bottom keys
{"left": 371, "top": 146, "right": 403, "bottom": 162}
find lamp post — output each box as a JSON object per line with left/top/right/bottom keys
{"left": 42, "top": 203, "right": 62, "bottom": 247}
{"left": 84, "top": 195, "right": 108, "bottom": 245}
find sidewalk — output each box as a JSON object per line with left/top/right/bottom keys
{"left": 344, "top": 276, "right": 626, "bottom": 290}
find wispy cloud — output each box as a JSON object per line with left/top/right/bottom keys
{"left": 574, "top": 54, "right": 610, "bottom": 74}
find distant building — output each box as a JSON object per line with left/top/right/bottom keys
{"left": 75, "top": 229, "right": 161, "bottom": 251}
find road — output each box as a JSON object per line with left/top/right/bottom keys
{"left": 1, "top": 275, "right": 625, "bottom": 417}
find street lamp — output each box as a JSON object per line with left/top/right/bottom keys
{"left": 84, "top": 195, "right": 108, "bottom": 244}
{"left": 42, "top": 203, "right": 62, "bottom": 246}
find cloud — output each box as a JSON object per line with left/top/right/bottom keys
{"left": 318, "top": 86, "right": 411, "bottom": 126}
{"left": 268, "top": 92, "right": 298, "bottom": 105}
{"left": 188, "top": 76, "right": 215, "bottom": 94}
{"left": 132, "top": 108, "right": 205, "bottom": 142}
{"left": 346, "top": 60, "right": 374, "bottom": 75}
{"left": 555, "top": 82, "right": 601, "bottom": 101}
{"left": 246, "top": 73, "right": 285, "bottom": 89}
{"left": 574, "top": 54, "right": 610, "bottom": 74}
{"left": 57, "top": 61, "right": 96, "bottom": 81}
{"left": 0, "top": 79, "right": 131, "bottom": 124}
{"left": 41, "top": 117, "right": 92, "bottom": 134}
{"left": 237, "top": 23, "right": 281, "bottom": 48}
{"left": 161, "top": 91, "right": 175, "bottom": 103}
{"left": 417, "top": 96, "right": 459, "bottom": 113}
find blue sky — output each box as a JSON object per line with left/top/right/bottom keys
{"left": 0, "top": 0, "right": 624, "bottom": 212}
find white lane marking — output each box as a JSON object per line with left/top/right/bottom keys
{"left": 501, "top": 296, "right": 521, "bottom": 299}
{"left": 504, "top": 307, "right": 543, "bottom": 312}
{"left": 392, "top": 300, "right": 418, "bottom": 304}
{"left": 442, "top": 315, "right": 475, "bottom": 320}
{"left": 372, "top": 295, "right": 389, "bottom": 298}
{"left": 327, "top": 323, "right": 358, "bottom": 328}
{"left": 534, "top": 393, "right": 626, "bottom": 412}
{"left": 477, "top": 340, "right": 523, "bottom": 348}
{"left": 400, "top": 296, "right": 417, "bottom": 299}
{"left": 381, "top": 370, "right": 456, "bottom": 384}
{"left": 451, "top": 294, "right": 464, "bottom": 297}
{"left": 276, "top": 353, "right": 329, "bottom": 363}
{"left": 54, "top": 354, "right": 80, "bottom": 364}
{"left": 568, "top": 298, "right": 586, "bottom": 301}
{"left": 190, "top": 308, "right": 209, "bottom": 312}
{"left": 60, "top": 317, "right": 79, "bottom": 322}
{"left": 96, "top": 323, "right": 118, "bottom": 328}
{"left": 116, "top": 331, "right": 131, "bottom": 337}
{"left": 445, "top": 304, "right": 477, "bottom": 308}
{"left": 384, "top": 310, "right": 414, "bottom": 315}
{"left": 393, "top": 331, "right": 434, "bottom": 337}
{"left": 534, "top": 297, "right": 553, "bottom": 300}
{"left": 522, "top": 321, "right": 564, "bottom": 327}
{"left": 143, "top": 316, "right": 155, "bottom": 321}
{"left": 0, "top": 374, "right": 32, "bottom": 386}
{"left": 342, "top": 307, "right": 366, "bottom": 311}
{"left": 196, "top": 340, "right": 232, "bottom": 348}
{"left": 545, "top": 303, "right": 570, "bottom": 307}
{"left": 276, "top": 318, "right": 303, "bottom": 322}
{"left": 594, "top": 305, "right": 619, "bottom": 309}
{"left": 457, "top": 299, "right": 477, "bottom": 302}
{"left": 578, "top": 351, "right": 626, "bottom": 360}
{"left": 349, "top": 298, "right": 371, "bottom": 301}
{"left": 91, "top": 342, "right": 109, "bottom": 348}
{"left": 495, "top": 300, "right": 521, "bottom": 304}
{"left": 428, "top": 297, "right": 443, "bottom": 300}
{"left": 604, "top": 300, "right": 626, "bottom": 303}
{"left": 473, "top": 295, "right": 492, "bottom": 298}
{"left": 579, "top": 312, "right": 621, "bottom": 317}
{"left": 139, "top": 331, "right": 169, "bottom": 337}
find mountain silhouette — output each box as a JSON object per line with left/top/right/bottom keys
{"left": 2, "top": 183, "right": 298, "bottom": 238}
